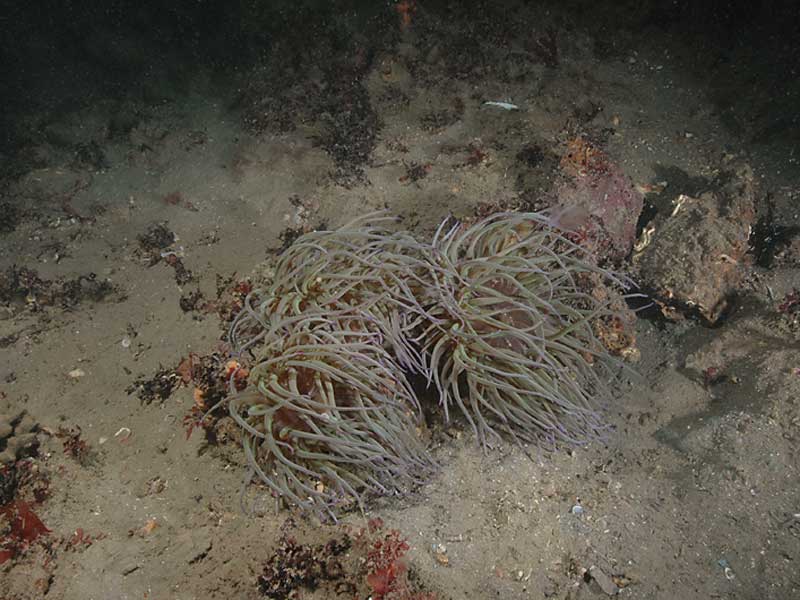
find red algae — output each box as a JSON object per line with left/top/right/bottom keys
{"left": 0, "top": 500, "right": 51, "bottom": 564}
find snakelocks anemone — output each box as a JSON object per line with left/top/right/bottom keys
{"left": 224, "top": 211, "right": 632, "bottom": 517}
{"left": 418, "top": 212, "right": 629, "bottom": 449}
{"left": 229, "top": 213, "right": 432, "bottom": 373}
{"left": 229, "top": 312, "right": 433, "bottom": 519}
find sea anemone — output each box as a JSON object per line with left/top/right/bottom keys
{"left": 417, "top": 212, "right": 629, "bottom": 448}
{"left": 224, "top": 210, "right": 631, "bottom": 516}
{"left": 229, "top": 213, "right": 432, "bottom": 374}
{"left": 230, "top": 312, "right": 432, "bottom": 518}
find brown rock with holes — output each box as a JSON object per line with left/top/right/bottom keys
{"left": 634, "top": 163, "right": 756, "bottom": 323}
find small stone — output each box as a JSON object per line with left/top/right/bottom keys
{"left": 68, "top": 368, "right": 86, "bottom": 379}
{"left": 432, "top": 543, "right": 449, "bottom": 566}
{"left": 445, "top": 427, "right": 462, "bottom": 439}
{"left": 144, "top": 476, "right": 167, "bottom": 496}
{"left": 588, "top": 565, "right": 620, "bottom": 596}
{"left": 8, "top": 433, "right": 37, "bottom": 453}
{"left": 541, "top": 483, "right": 557, "bottom": 497}
{"left": 16, "top": 414, "right": 37, "bottom": 434}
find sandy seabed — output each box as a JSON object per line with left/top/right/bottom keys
{"left": 1, "top": 6, "right": 799, "bottom": 599}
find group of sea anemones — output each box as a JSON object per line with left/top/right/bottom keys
{"left": 223, "top": 211, "right": 631, "bottom": 518}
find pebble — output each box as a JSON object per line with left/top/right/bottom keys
{"left": 432, "top": 543, "right": 449, "bottom": 566}
{"left": 541, "top": 482, "right": 557, "bottom": 497}
{"left": 588, "top": 565, "right": 620, "bottom": 596}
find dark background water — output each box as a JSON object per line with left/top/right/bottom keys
{"left": 2, "top": 0, "right": 798, "bottom": 153}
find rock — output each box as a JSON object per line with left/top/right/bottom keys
{"left": 587, "top": 565, "right": 620, "bottom": 596}
{"left": 634, "top": 163, "right": 756, "bottom": 323}
{"left": 16, "top": 413, "right": 37, "bottom": 433}
{"left": 553, "top": 137, "right": 644, "bottom": 264}
{"left": 540, "top": 482, "right": 557, "bottom": 497}
{"left": 7, "top": 432, "right": 38, "bottom": 454}
{"left": 0, "top": 409, "right": 40, "bottom": 464}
